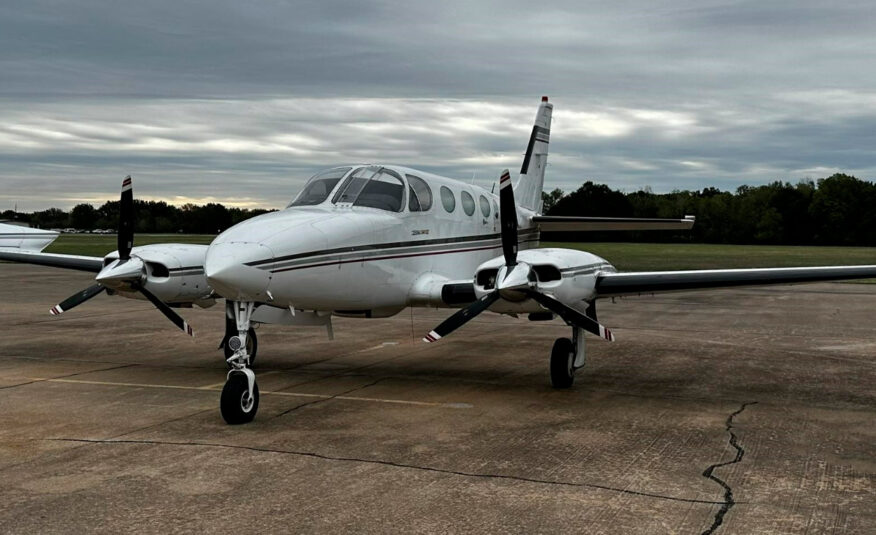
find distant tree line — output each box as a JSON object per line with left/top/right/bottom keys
{"left": 2, "top": 200, "right": 274, "bottom": 234}
{"left": 4, "top": 173, "right": 875, "bottom": 245}
{"left": 541, "top": 173, "right": 876, "bottom": 246}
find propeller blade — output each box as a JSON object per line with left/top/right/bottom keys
{"left": 423, "top": 291, "right": 501, "bottom": 342}
{"left": 499, "top": 169, "right": 518, "bottom": 267}
{"left": 49, "top": 283, "right": 105, "bottom": 315}
{"left": 136, "top": 284, "right": 194, "bottom": 337}
{"left": 118, "top": 175, "right": 134, "bottom": 260}
{"left": 524, "top": 291, "right": 615, "bottom": 341}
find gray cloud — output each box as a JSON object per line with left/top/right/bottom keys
{"left": 1, "top": 1, "right": 876, "bottom": 210}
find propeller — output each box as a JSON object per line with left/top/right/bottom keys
{"left": 49, "top": 283, "right": 105, "bottom": 316}
{"left": 48, "top": 176, "right": 194, "bottom": 337}
{"left": 424, "top": 168, "right": 614, "bottom": 343}
{"left": 118, "top": 175, "right": 134, "bottom": 260}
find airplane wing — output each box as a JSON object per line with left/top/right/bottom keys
{"left": 0, "top": 249, "right": 104, "bottom": 273}
{"left": 532, "top": 215, "right": 695, "bottom": 232}
{"left": 0, "top": 222, "right": 60, "bottom": 251}
{"left": 595, "top": 265, "right": 876, "bottom": 297}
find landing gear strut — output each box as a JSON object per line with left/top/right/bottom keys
{"left": 220, "top": 301, "right": 259, "bottom": 424}
{"left": 220, "top": 301, "right": 258, "bottom": 367}
{"left": 550, "top": 326, "right": 586, "bottom": 389}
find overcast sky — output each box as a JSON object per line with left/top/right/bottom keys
{"left": 2, "top": 0, "right": 876, "bottom": 211}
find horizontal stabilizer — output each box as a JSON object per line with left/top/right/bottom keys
{"left": 596, "top": 265, "right": 876, "bottom": 297}
{"left": 533, "top": 215, "right": 695, "bottom": 232}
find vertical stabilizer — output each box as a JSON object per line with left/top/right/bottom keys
{"left": 514, "top": 96, "right": 553, "bottom": 213}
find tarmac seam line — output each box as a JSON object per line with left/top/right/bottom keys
{"left": 0, "top": 363, "right": 136, "bottom": 391}
{"left": 700, "top": 401, "right": 758, "bottom": 535}
{"left": 45, "top": 437, "right": 727, "bottom": 506}
{"left": 271, "top": 377, "right": 387, "bottom": 419}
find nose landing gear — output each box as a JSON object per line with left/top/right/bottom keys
{"left": 220, "top": 301, "right": 258, "bottom": 367}
{"left": 220, "top": 301, "right": 260, "bottom": 424}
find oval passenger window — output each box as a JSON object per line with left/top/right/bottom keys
{"left": 461, "top": 191, "right": 475, "bottom": 216}
{"left": 440, "top": 186, "right": 456, "bottom": 213}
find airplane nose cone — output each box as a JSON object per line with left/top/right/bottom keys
{"left": 205, "top": 241, "right": 274, "bottom": 301}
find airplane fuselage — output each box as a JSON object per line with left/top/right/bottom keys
{"left": 204, "top": 165, "right": 551, "bottom": 314}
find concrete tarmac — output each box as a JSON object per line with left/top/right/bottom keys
{"left": 0, "top": 263, "right": 874, "bottom": 534}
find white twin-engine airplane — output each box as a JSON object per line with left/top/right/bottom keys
{"left": 3, "top": 97, "right": 876, "bottom": 425}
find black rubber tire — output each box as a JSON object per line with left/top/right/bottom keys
{"left": 224, "top": 327, "right": 258, "bottom": 367}
{"left": 550, "top": 337, "right": 575, "bottom": 389}
{"left": 220, "top": 372, "right": 259, "bottom": 425}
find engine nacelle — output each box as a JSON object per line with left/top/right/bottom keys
{"left": 473, "top": 248, "right": 616, "bottom": 315}
{"left": 105, "top": 243, "right": 215, "bottom": 307}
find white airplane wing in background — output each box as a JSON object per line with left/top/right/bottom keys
{"left": 0, "top": 222, "right": 60, "bottom": 252}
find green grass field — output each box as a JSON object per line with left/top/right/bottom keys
{"left": 40, "top": 234, "right": 876, "bottom": 274}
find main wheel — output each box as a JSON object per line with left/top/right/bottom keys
{"left": 220, "top": 372, "right": 259, "bottom": 424}
{"left": 224, "top": 327, "right": 258, "bottom": 367}
{"left": 550, "top": 337, "right": 575, "bottom": 389}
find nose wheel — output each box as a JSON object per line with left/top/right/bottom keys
{"left": 221, "top": 369, "right": 259, "bottom": 424}
{"left": 221, "top": 301, "right": 260, "bottom": 424}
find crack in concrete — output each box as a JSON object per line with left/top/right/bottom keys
{"left": 701, "top": 401, "right": 757, "bottom": 535}
{"left": 45, "top": 437, "right": 725, "bottom": 505}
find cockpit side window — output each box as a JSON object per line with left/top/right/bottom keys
{"left": 407, "top": 174, "right": 433, "bottom": 212}
{"left": 288, "top": 167, "right": 352, "bottom": 207}
{"left": 333, "top": 166, "right": 405, "bottom": 212}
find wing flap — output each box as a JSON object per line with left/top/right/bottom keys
{"left": 595, "top": 265, "right": 876, "bottom": 296}
{"left": 533, "top": 215, "right": 695, "bottom": 232}
{"left": 0, "top": 249, "right": 104, "bottom": 273}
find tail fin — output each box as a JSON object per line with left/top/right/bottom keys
{"left": 514, "top": 96, "right": 553, "bottom": 213}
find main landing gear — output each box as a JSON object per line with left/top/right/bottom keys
{"left": 550, "top": 326, "right": 586, "bottom": 389}
{"left": 220, "top": 301, "right": 260, "bottom": 424}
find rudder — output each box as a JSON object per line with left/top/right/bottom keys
{"left": 514, "top": 96, "right": 553, "bottom": 213}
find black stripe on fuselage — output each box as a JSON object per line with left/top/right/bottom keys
{"left": 246, "top": 229, "right": 540, "bottom": 268}
{"left": 267, "top": 236, "right": 541, "bottom": 274}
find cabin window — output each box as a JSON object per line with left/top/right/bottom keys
{"left": 440, "top": 186, "right": 456, "bottom": 213}
{"left": 333, "top": 166, "right": 405, "bottom": 212}
{"left": 460, "top": 191, "right": 475, "bottom": 216}
{"left": 288, "top": 167, "right": 351, "bottom": 207}
{"left": 479, "top": 195, "right": 491, "bottom": 218}
{"left": 407, "top": 174, "right": 433, "bottom": 212}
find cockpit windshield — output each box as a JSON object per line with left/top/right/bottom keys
{"left": 288, "top": 167, "right": 352, "bottom": 207}
{"left": 332, "top": 166, "right": 405, "bottom": 212}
